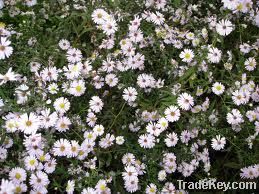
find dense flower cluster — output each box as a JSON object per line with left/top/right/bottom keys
{"left": 0, "top": 0, "right": 258, "bottom": 193}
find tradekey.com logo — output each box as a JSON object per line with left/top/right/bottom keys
{"left": 177, "top": 179, "right": 257, "bottom": 192}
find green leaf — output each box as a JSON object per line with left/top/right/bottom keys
{"left": 224, "top": 162, "right": 241, "bottom": 169}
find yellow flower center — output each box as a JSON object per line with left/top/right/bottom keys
{"left": 8, "top": 123, "right": 14, "bottom": 128}
{"left": 78, "top": 150, "right": 84, "bottom": 156}
{"left": 72, "top": 146, "right": 77, "bottom": 152}
{"left": 97, "top": 13, "right": 102, "bottom": 18}
{"left": 39, "top": 155, "right": 45, "bottom": 161}
{"left": 185, "top": 53, "right": 191, "bottom": 59}
{"left": 236, "top": 3, "right": 243, "bottom": 10}
{"left": 100, "top": 184, "right": 106, "bottom": 191}
{"left": 72, "top": 65, "right": 78, "bottom": 72}
{"left": 29, "top": 160, "right": 35, "bottom": 166}
{"left": 249, "top": 62, "right": 254, "bottom": 67}
{"left": 15, "top": 186, "right": 22, "bottom": 193}
{"left": 161, "top": 122, "right": 167, "bottom": 127}
{"left": 216, "top": 85, "right": 222, "bottom": 91}
{"left": 15, "top": 173, "right": 21, "bottom": 179}
{"left": 0, "top": 22, "right": 6, "bottom": 29}
{"left": 60, "top": 145, "right": 65, "bottom": 151}
{"left": 170, "top": 112, "right": 176, "bottom": 116}
{"left": 0, "top": 45, "right": 5, "bottom": 51}
{"left": 75, "top": 85, "right": 82, "bottom": 92}
{"left": 60, "top": 123, "right": 66, "bottom": 128}
{"left": 26, "top": 120, "right": 32, "bottom": 127}
{"left": 59, "top": 103, "right": 65, "bottom": 109}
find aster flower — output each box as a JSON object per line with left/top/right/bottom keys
{"left": 216, "top": 19, "right": 234, "bottom": 36}
{"left": 93, "top": 124, "right": 105, "bottom": 136}
{"left": 145, "top": 183, "right": 157, "bottom": 194}
{"left": 89, "top": 96, "right": 104, "bottom": 113}
{"left": 53, "top": 97, "right": 70, "bottom": 114}
{"left": 177, "top": 93, "right": 194, "bottom": 111}
{"left": 55, "top": 116, "right": 71, "bottom": 132}
{"left": 0, "top": 37, "right": 13, "bottom": 59}
{"left": 179, "top": 49, "right": 194, "bottom": 63}
{"left": 164, "top": 106, "right": 181, "bottom": 122}
{"left": 123, "top": 87, "right": 138, "bottom": 102}
{"left": 0, "top": 179, "right": 15, "bottom": 194}
{"left": 212, "top": 82, "right": 225, "bottom": 95}
{"left": 29, "top": 171, "right": 49, "bottom": 190}
{"left": 240, "top": 165, "right": 258, "bottom": 179}
{"left": 18, "top": 113, "right": 40, "bottom": 134}
{"left": 66, "top": 180, "right": 75, "bottom": 194}
{"left": 52, "top": 139, "right": 71, "bottom": 157}
{"left": 66, "top": 48, "right": 82, "bottom": 63}
{"left": 0, "top": 68, "right": 20, "bottom": 85}
{"left": 227, "top": 109, "right": 244, "bottom": 125}
{"left": 138, "top": 134, "right": 155, "bottom": 149}
{"left": 9, "top": 167, "right": 27, "bottom": 183}
{"left": 24, "top": 155, "right": 39, "bottom": 171}
{"left": 69, "top": 79, "right": 86, "bottom": 96}
{"left": 58, "top": 39, "right": 70, "bottom": 50}
{"left": 207, "top": 47, "right": 222, "bottom": 63}
{"left": 165, "top": 132, "right": 179, "bottom": 147}
{"left": 211, "top": 135, "right": 226, "bottom": 150}
{"left": 244, "top": 57, "right": 256, "bottom": 71}
{"left": 92, "top": 9, "right": 109, "bottom": 24}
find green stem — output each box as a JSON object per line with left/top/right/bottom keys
{"left": 108, "top": 102, "right": 126, "bottom": 131}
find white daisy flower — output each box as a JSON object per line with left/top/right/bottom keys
{"left": 66, "top": 180, "right": 75, "bottom": 194}
{"left": 24, "top": 155, "right": 38, "bottom": 171}
{"left": 146, "top": 183, "right": 157, "bottom": 194}
{"left": 9, "top": 167, "right": 27, "bottom": 183}
{"left": 18, "top": 113, "right": 40, "bottom": 134}
{"left": 93, "top": 124, "right": 105, "bottom": 136}
{"left": 226, "top": 109, "right": 244, "bottom": 125}
{"left": 244, "top": 57, "right": 256, "bottom": 71}
{"left": 13, "top": 182, "right": 27, "bottom": 193}
{"left": 29, "top": 171, "right": 49, "bottom": 190}
{"left": 47, "top": 83, "right": 59, "bottom": 94}
{"left": 0, "top": 179, "right": 15, "bottom": 194}
{"left": 69, "top": 79, "right": 86, "bottom": 96}
{"left": 95, "top": 180, "right": 109, "bottom": 193}
{"left": 105, "top": 73, "right": 118, "bottom": 87}
{"left": 116, "top": 136, "right": 125, "bottom": 145}
{"left": 66, "top": 48, "right": 82, "bottom": 63}
{"left": 138, "top": 134, "right": 155, "bottom": 149}
{"left": 52, "top": 139, "right": 71, "bottom": 157}
{"left": 177, "top": 93, "right": 194, "bottom": 110}
{"left": 89, "top": 96, "right": 104, "bottom": 113}
{"left": 164, "top": 106, "right": 181, "bottom": 122}
{"left": 55, "top": 116, "right": 71, "bottom": 132}
{"left": 58, "top": 39, "right": 70, "bottom": 50}
{"left": 207, "top": 47, "right": 222, "bottom": 63}
{"left": 216, "top": 19, "right": 234, "bottom": 36}
{"left": 164, "top": 132, "right": 179, "bottom": 147}
{"left": 212, "top": 82, "right": 225, "bottom": 95}
{"left": 53, "top": 97, "right": 70, "bottom": 114}
{"left": 123, "top": 87, "right": 138, "bottom": 102}
{"left": 211, "top": 135, "right": 226, "bottom": 150}
{"left": 157, "top": 117, "right": 168, "bottom": 130}
{"left": 91, "top": 9, "right": 109, "bottom": 24}
{"left": 179, "top": 49, "right": 194, "bottom": 63}
{"left": 102, "top": 19, "right": 118, "bottom": 35}
{"left": 0, "top": 37, "right": 13, "bottom": 59}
